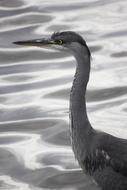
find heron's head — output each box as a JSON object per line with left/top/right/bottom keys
{"left": 14, "top": 31, "right": 90, "bottom": 56}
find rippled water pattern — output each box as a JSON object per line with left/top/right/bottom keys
{"left": 0, "top": 0, "right": 127, "bottom": 189}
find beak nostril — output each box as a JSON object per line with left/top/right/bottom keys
{"left": 50, "top": 40, "right": 55, "bottom": 44}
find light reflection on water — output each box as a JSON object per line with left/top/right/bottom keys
{"left": 0, "top": 0, "right": 127, "bottom": 189}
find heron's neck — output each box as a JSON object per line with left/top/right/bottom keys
{"left": 70, "top": 46, "right": 91, "bottom": 132}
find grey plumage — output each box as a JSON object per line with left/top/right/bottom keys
{"left": 14, "top": 31, "right": 127, "bottom": 190}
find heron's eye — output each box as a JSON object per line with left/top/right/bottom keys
{"left": 56, "top": 40, "right": 63, "bottom": 45}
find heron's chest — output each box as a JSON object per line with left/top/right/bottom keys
{"left": 70, "top": 115, "right": 88, "bottom": 162}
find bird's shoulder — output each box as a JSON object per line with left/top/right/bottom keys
{"left": 93, "top": 131, "right": 127, "bottom": 176}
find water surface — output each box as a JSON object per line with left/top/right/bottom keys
{"left": 0, "top": 0, "right": 127, "bottom": 189}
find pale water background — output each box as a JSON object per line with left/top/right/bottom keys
{"left": 0, "top": 0, "right": 127, "bottom": 189}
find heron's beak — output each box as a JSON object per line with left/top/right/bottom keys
{"left": 13, "top": 38, "right": 55, "bottom": 47}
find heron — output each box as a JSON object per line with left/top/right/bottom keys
{"left": 14, "top": 31, "right": 127, "bottom": 190}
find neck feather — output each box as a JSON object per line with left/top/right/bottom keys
{"left": 70, "top": 45, "right": 91, "bottom": 132}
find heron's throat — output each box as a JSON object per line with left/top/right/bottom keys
{"left": 70, "top": 46, "right": 91, "bottom": 129}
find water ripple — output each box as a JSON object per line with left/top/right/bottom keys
{"left": 0, "top": 0, "right": 127, "bottom": 189}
